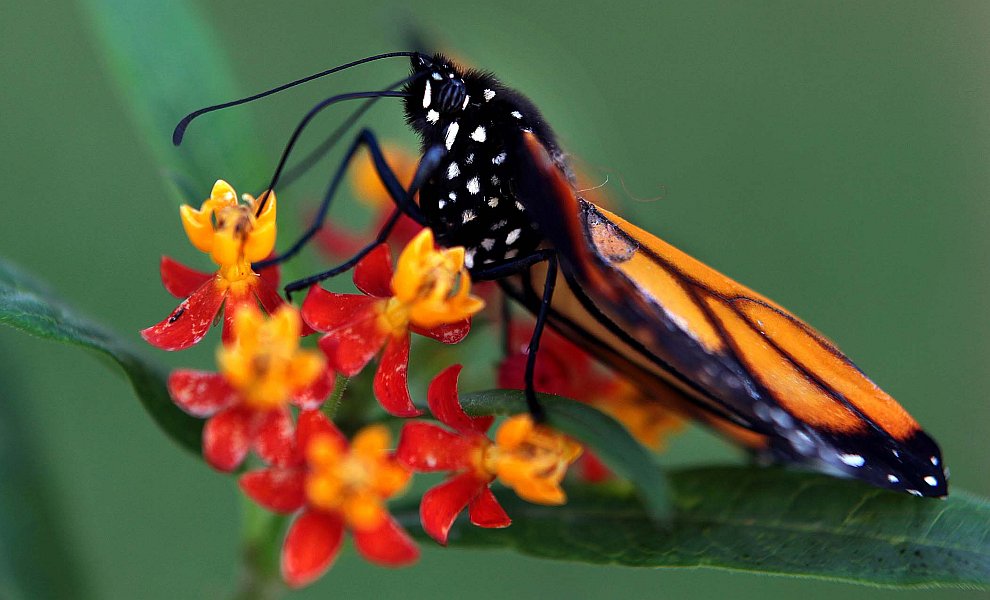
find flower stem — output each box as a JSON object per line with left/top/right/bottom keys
{"left": 230, "top": 496, "right": 287, "bottom": 600}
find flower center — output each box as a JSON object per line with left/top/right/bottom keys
{"left": 483, "top": 415, "right": 582, "bottom": 505}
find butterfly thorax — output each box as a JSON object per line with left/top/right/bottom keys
{"left": 403, "top": 54, "right": 567, "bottom": 271}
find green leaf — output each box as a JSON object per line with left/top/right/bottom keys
{"left": 458, "top": 389, "right": 673, "bottom": 521}
{"left": 80, "top": 0, "right": 267, "bottom": 191}
{"left": 0, "top": 258, "right": 201, "bottom": 455}
{"left": 395, "top": 466, "right": 990, "bottom": 588}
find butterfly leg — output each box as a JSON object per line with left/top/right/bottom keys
{"left": 474, "top": 250, "right": 559, "bottom": 423}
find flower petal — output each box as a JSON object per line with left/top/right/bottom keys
{"left": 352, "top": 515, "right": 419, "bottom": 566}
{"left": 427, "top": 365, "right": 493, "bottom": 434}
{"left": 468, "top": 486, "right": 512, "bottom": 529}
{"left": 419, "top": 472, "right": 485, "bottom": 545}
{"left": 301, "top": 285, "right": 381, "bottom": 332}
{"left": 373, "top": 334, "right": 422, "bottom": 417}
{"left": 141, "top": 278, "right": 225, "bottom": 351}
{"left": 292, "top": 367, "right": 336, "bottom": 411}
{"left": 159, "top": 256, "right": 211, "bottom": 298}
{"left": 239, "top": 468, "right": 306, "bottom": 514}
{"left": 395, "top": 422, "right": 479, "bottom": 472}
{"left": 253, "top": 276, "right": 286, "bottom": 316}
{"left": 203, "top": 406, "right": 257, "bottom": 472}
{"left": 257, "top": 259, "right": 281, "bottom": 289}
{"left": 410, "top": 319, "right": 471, "bottom": 345}
{"left": 167, "top": 370, "right": 238, "bottom": 417}
{"left": 254, "top": 407, "right": 298, "bottom": 467}
{"left": 281, "top": 510, "right": 345, "bottom": 588}
{"left": 352, "top": 244, "right": 394, "bottom": 298}
{"left": 296, "top": 410, "right": 347, "bottom": 455}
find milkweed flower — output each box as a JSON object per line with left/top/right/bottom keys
{"left": 239, "top": 410, "right": 418, "bottom": 588}
{"left": 302, "top": 229, "right": 485, "bottom": 417}
{"left": 142, "top": 180, "right": 285, "bottom": 350}
{"left": 167, "top": 304, "right": 334, "bottom": 471}
{"left": 498, "top": 322, "right": 682, "bottom": 481}
{"left": 315, "top": 143, "right": 424, "bottom": 259}
{"left": 395, "top": 365, "right": 582, "bottom": 545}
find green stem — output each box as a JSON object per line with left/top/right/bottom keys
{"left": 231, "top": 496, "right": 287, "bottom": 600}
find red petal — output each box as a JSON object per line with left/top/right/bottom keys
{"left": 292, "top": 367, "right": 336, "bottom": 411}
{"left": 239, "top": 468, "right": 306, "bottom": 514}
{"left": 257, "top": 258, "right": 281, "bottom": 289}
{"left": 296, "top": 410, "right": 347, "bottom": 454}
{"left": 302, "top": 286, "right": 380, "bottom": 332}
{"left": 578, "top": 452, "right": 614, "bottom": 483}
{"left": 281, "top": 510, "right": 345, "bottom": 588}
{"left": 468, "top": 486, "right": 511, "bottom": 529}
{"left": 203, "top": 406, "right": 257, "bottom": 472}
{"left": 254, "top": 407, "right": 298, "bottom": 467}
{"left": 352, "top": 516, "right": 419, "bottom": 566}
{"left": 395, "top": 422, "right": 479, "bottom": 472}
{"left": 317, "top": 315, "right": 389, "bottom": 377}
{"left": 383, "top": 213, "right": 424, "bottom": 250}
{"left": 420, "top": 473, "right": 485, "bottom": 545}
{"left": 141, "top": 279, "right": 225, "bottom": 351}
{"left": 373, "top": 334, "right": 422, "bottom": 417}
{"left": 427, "top": 365, "right": 493, "bottom": 434}
{"left": 253, "top": 276, "right": 286, "bottom": 316}
{"left": 160, "top": 256, "right": 211, "bottom": 298}
{"left": 410, "top": 319, "right": 471, "bottom": 345}
{"left": 352, "top": 244, "right": 394, "bottom": 298}
{"left": 220, "top": 294, "right": 254, "bottom": 346}
{"left": 167, "top": 370, "right": 238, "bottom": 417}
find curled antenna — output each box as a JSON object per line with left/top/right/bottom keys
{"left": 172, "top": 51, "right": 423, "bottom": 145}
{"left": 254, "top": 71, "right": 425, "bottom": 215}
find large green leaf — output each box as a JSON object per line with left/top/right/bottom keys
{"left": 458, "top": 389, "right": 672, "bottom": 521}
{"left": 395, "top": 467, "right": 990, "bottom": 588}
{"left": 80, "top": 0, "right": 267, "bottom": 192}
{"left": 0, "top": 258, "right": 201, "bottom": 454}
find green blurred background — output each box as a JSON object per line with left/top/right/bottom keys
{"left": 1, "top": 1, "right": 987, "bottom": 598}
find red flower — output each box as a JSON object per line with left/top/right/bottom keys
{"left": 396, "top": 365, "right": 581, "bottom": 545}
{"left": 167, "top": 304, "right": 334, "bottom": 471}
{"left": 142, "top": 180, "right": 286, "bottom": 350}
{"left": 240, "top": 411, "right": 417, "bottom": 588}
{"left": 302, "top": 229, "right": 484, "bottom": 417}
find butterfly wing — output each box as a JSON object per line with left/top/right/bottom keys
{"left": 507, "top": 132, "right": 947, "bottom": 497}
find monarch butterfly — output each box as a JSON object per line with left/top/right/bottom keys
{"left": 174, "top": 51, "right": 948, "bottom": 498}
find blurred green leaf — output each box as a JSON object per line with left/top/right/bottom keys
{"left": 458, "top": 389, "right": 673, "bottom": 521}
{"left": 0, "top": 258, "right": 201, "bottom": 455}
{"left": 80, "top": 0, "right": 267, "bottom": 192}
{"left": 395, "top": 467, "right": 990, "bottom": 588}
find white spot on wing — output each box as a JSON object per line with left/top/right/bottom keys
{"left": 839, "top": 453, "right": 865, "bottom": 468}
{"left": 466, "top": 177, "right": 480, "bottom": 194}
{"left": 447, "top": 162, "right": 460, "bottom": 179}
{"left": 464, "top": 248, "right": 476, "bottom": 269}
{"left": 487, "top": 197, "right": 499, "bottom": 208}
{"left": 506, "top": 228, "right": 521, "bottom": 244}
{"left": 887, "top": 474, "right": 899, "bottom": 483}
{"left": 445, "top": 122, "right": 459, "bottom": 150}
{"left": 426, "top": 109, "right": 440, "bottom": 124}
{"left": 504, "top": 249, "right": 519, "bottom": 259}
{"left": 924, "top": 476, "right": 938, "bottom": 487}
{"left": 471, "top": 126, "right": 487, "bottom": 142}
{"left": 483, "top": 89, "right": 496, "bottom": 101}
{"left": 511, "top": 111, "right": 523, "bottom": 119}
{"left": 462, "top": 95, "right": 470, "bottom": 110}
{"left": 493, "top": 152, "right": 507, "bottom": 165}
{"left": 462, "top": 210, "right": 476, "bottom": 223}
{"left": 481, "top": 238, "right": 495, "bottom": 251}
{"left": 930, "top": 456, "right": 939, "bottom": 466}
{"left": 423, "top": 80, "right": 432, "bottom": 108}
{"left": 431, "top": 72, "right": 443, "bottom": 81}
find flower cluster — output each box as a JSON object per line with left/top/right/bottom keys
{"left": 142, "top": 157, "right": 679, "bottom": 588}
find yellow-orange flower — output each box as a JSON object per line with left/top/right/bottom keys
{"left": 302, "top": 230, "right": 484, "bottom": 417}
{"left": 143, "top": 180, "right": 285, "bottom": 351}
{"left": 592, "top": 379, "right": 684, "bottom": 451}
{"left": 217, "top": 305, "right": 326, "bottom": 411}
{"left": 483, "top": 415, "right": 583, "bottom": 505}
{"left": 305, "top": 425, "right": 411, "bottom": 531}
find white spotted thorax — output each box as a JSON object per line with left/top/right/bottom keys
{"left": 404, "top": 54, "right": 565, "bottom": 271}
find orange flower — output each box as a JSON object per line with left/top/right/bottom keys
{"left": 240, "top": 411, "right": 418, "bottom": 588}
{"left": 396, "top": 366, "right": 582, "bottom": 545}
{"left": 143, "top": 180, "right": 285, "bottom": 350}
{"left": 302, "top": 229, "right": 484, "bottom": 416}
{"left": 167, "top": 304, "right": 334, "bottom": 471}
